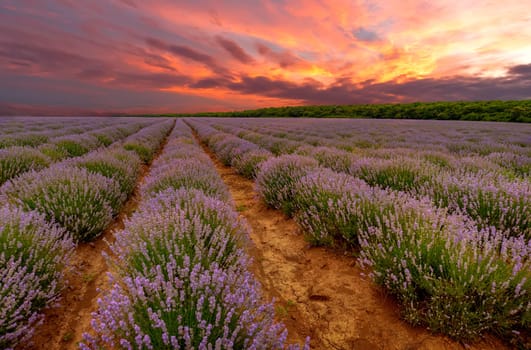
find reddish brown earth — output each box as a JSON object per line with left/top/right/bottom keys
{"left": 199, "top": 141, "right": 510, "bottom": 350}
{"left": 22, "top": 137, "right": 171, "bottom": 350}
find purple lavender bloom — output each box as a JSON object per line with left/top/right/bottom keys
{"left": 142, "top": 159, "right": 230, "bottom": 201}
{"left": 82, "top": 260, "right": 299, "bottom": 349}
{"left": 0, "top": 165, "right": 125, "bottom": 242}
{"left": 123, "top": 120, "right": 175, "bottom": 163}
{"left": 255, "top": 155, "right": 319, "bottom": 216}
{"left": 67, "top": 147, "right": 142, "bottom": 195}
{"left": 0, "top": 206, "right": 74, "bottom": 349}
{"left": 0, "top": 146, "right": 50, "bottom": 185}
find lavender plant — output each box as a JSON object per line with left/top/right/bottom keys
{"left": 142, "top": 159, "right": 230, "bottom": 201}
{"left": 114, "top": 196, "right": 246, "bottom": 274}
{"left": 69, "top": 148, "right": 142, "bottom": 195}
{"left": 256, "top": 155, "right": 319, "bottom": 216}
{"left": 51, "top": 134, "right": 102, "bottom": 157}
{"left": 293, "top": 168, "right": 378, "bottom": 247}
{"left": 348, "top": 157, "right": 435, "bottom": 192}
{"left": 138, "top": 188, "right": 247, "bottom": 241}
{"left": 81, "top": 261, "right": 300, "bottom": 349}
{"left": 360, "top": 217, "right": 530, "bottom": 341}
{"left": 0, "top": 165, "right": 125, "bottom": 242}
{"left": 295, "top": 146, "right": 355, "bottom": 173}
{"left": 232, "top": 148, "right": 274, "bottom": 179}
{"left": 37, "top": 143, "right": 69, "bottom": 161}
{"left": 420, "top": 170, "right": 531, "bottom": 238}
{"left": 0, "top": 206, "right": 74, "bottom": 349}
{"left": 123, "top": 120, "right": 174, "bottom": 163}
{"left": 0, "top": 146, "right": 50, "bottom": 185}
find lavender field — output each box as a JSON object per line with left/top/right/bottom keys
{"left": 0, "top": 116, "right": 529, "bottom": 349}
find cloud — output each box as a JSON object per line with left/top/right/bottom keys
{"left": 220, "top": 63, "right": 531, "bottom": 104}
{"left": 0, "top": 40, "right": 101, "bottom": 73}
{"left": 215, "top": 36, "right": 254, "bottom": 64}
{"left": 507, "top": 63, "right": 531, "bottom": 78}
{"left": 352, "top": 27, "right": 380, "bottom": 42}
{"left": 145, "top": 37, "right": 215, "bottom": 66}
{"left": 256, "top": 42, "right": 304, "bottom": 68}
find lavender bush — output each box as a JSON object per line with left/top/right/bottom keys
{"left": 360, "top": 216, "right": 530, "bottom": 341}
{"left": 295, "top": 145, "right": 355, "bottom": 173}
{"left": 0, "top": 133, "right": 48, "bottom": 148}
{"left": 37, "top": 143, "right": 69, "bottom": 161}
{"left": 81, "top": 261, "right": 299, "bottom": 349}
{"left": 70, "top": 148, "right": 142, "bottom": 195}
{"left": 348, "top": 157, "right": 435, "bottom": 192}
{"left": 232, "top": 148, "right": 274, "bottom": 179}
{"left": 114, "top": 196, "right": 246, "bottom": 275}
{"left": 0, "top": 206, "right": 74, "bottom": 349}
{"left": 0, "top": 165, "right": 125, "bottom": 242}
{"left": 293, "top": 168, "right": 377, "bottom": 247}
{"left": 138, "top": 188, "right": 247, "bottom": 241}
{"left": 420, "top": 170, "right": 531, "bottom": 238}
{"left": 123, "top": 120, "right": 174, "bottom": 163}
{"left": 256, "top": 155, "right": 318, "bottom": 216}
{"left": 51, "top": 134, "right": 102, "bottom": 157}
{"left": 142, "top": 159, "right": 230, "bottom": 201}
{"left": 0, "top": 146, "right": 50, "bottom": 185}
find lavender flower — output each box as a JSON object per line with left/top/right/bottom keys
{"left": 255, "top": 155, "right": 319, "bottom": 216}
{"left": 0, "top": 146, "right": 50, "bottom": 185}
{"left": 142, "top": 159, "right": 230, "bottom": 201}
{"left": 0, "top": 206, "right": 74, "bottom": 349}
{"left": 0, "top": 165, "right": 125, "bottom": 242}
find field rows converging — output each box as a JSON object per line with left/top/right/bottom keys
{"left": 0, "top": 118, "right": 154, "bottom": 186}
{"left": 1, "top": 117, "right": 529, "bottom": 350}
{"left": 1, "top": 118, "right": 175, "bottom": 349}
{"left": 186, "top": 118, "right": 530, "bottom": 349}
{"left": 191, "top": 128, "right": 515, "bottom": 350}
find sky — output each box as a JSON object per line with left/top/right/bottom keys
{"left": 0, "top": 0, "right": 530, "bottom": 115}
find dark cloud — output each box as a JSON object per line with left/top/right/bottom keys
{"left": 143, "top": 53, "right": 177, "bottom": 71}
{"left": 145, "top": 37, "right": 215, "bottom": 66}
{"left": 190, "top": 77, "right": 231, "bottom": 89}
{"left": 507, "top": 63, "right": 531, "bottom": 78}
{"left": 215, "top": 36, "right": 254, "bottom": 64}
{"left": 219, "top": 63, "right": 531, "bottom": 104}
{"left": 352, "top": 27, "right": 380, "bottom": 42}
{"left": 256, "top": 43, "right": 303, "bottom": 68}
{"left": 111, "top": 71, "right": 191, "bottom": 89}
{"left": 118, "top": 0, "right": 137, "bottom": 8}
{"left": 0, "top": 41, "right": 100, "bottom": 72}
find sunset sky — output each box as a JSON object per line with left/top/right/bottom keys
{"left": 1, "top": 0, "right": 530, "bottom": 115}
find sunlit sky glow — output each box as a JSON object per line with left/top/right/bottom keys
{"left": 0, "top": 0, "right": 530, "bottom": 115}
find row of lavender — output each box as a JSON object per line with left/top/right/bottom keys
{"left": 206, "top": 120, "right": 530, "bottom": 239}
{"left": 0, "top": 119, "right": 155, "bottom": 185}
{"left": 82, "top": 120, "right": 307, "bottom": 349}
{"left": 215, "top": 118, "right": 530, "bottom": 160}
{"left": 187, "top": 119, "right": 530, "bottom": 344}
{"left": 212, "top": 118, "right": 530, "bottom": 178}
{"left": 0, "top": 117, "right": 150, "bottom": 148}
{"left": 0, "top": 120, "right": 174, "bottom": 349}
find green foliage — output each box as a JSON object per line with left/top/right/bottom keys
{"left": 158, "top": 100, "right": 531, "bottom": 122}
{"left": 0, "top": 147, "right": 50, "bottom": 185}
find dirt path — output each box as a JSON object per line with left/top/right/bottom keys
{"left": 197, "top": 141, "right": 509, "bottom": 350}
{"left": 24, "top": 135, "right": 172, "bottom": 350}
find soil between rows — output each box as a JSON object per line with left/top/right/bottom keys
{"left": 197, "top": 139, "right": 509, "bottom": 350}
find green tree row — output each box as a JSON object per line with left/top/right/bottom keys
{"left": 153, "top": 100, "right": 531, "bottom": 122}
